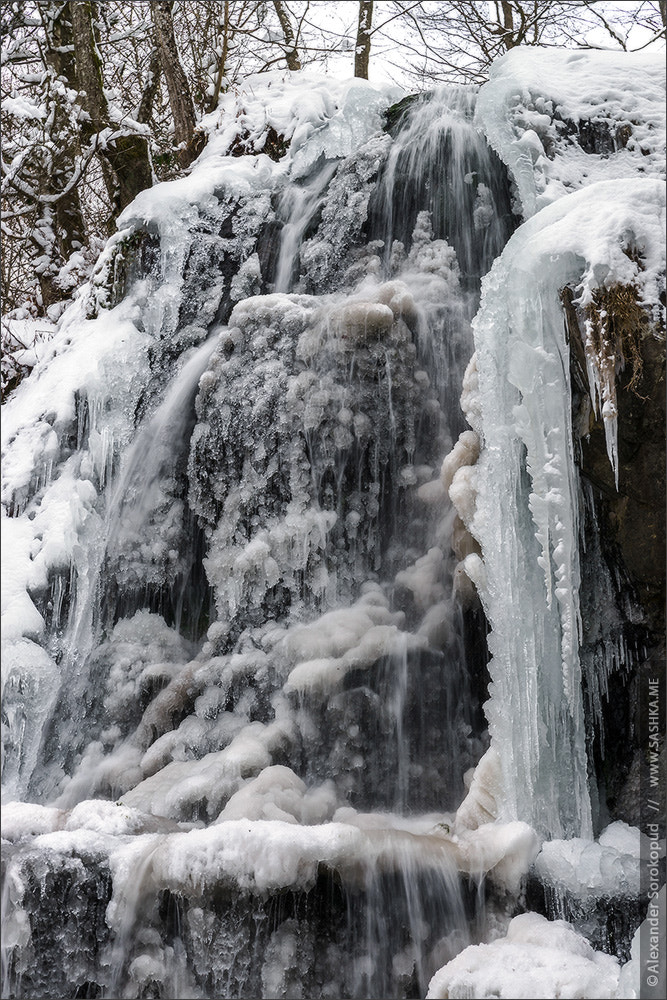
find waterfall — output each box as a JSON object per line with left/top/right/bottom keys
{"left": 1, "top": 53, "right": 664, "bottom": 1000}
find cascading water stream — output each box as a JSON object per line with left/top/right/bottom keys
{"left": 102, "top": 332, "right": 221, "bottom": 624}
{"left": 367, "top": 86, "right": 515, "bottom": 294}
{"left": 28, "top": 334, "right": 221, "bottom": 806}
{"left": 273, "top": 160, "right": 340, "bottom": 293}
{"left": 0, "top": 83, "right": 516, "bottom": 1000}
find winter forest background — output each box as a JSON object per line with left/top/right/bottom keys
{"left": 1, "top": 1, "right": 665, "bottom": 391}
{"left": 1, "top": 3, "right": 666, "bottom": 1000}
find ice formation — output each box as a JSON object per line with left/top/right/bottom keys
{"left": 463, "top": 49, "right": 665, "bottom": 842}
{"left": 1, "top": 50, "right": 664, "bottom": 1000}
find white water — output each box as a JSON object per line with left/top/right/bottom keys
{"left": 369, "top": 87, "right": 514, "bottom": 290}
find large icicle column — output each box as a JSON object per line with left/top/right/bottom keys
{"left": 453, "top": 49, "right": 665, "bottom": 840}
{"left": 455, "top": 178, "right": 664, "bottom": 840}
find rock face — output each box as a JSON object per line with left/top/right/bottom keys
{"left": 572, "top": 308, "right": 666, "bottom": 827}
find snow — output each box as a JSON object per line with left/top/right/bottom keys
{"left": 476, "top": 48, "right": 666, "bottom": 219}
{"left": 1, "top": 315, "right": 56, "bottom": 378}
{"left": 197, "top": 69, "right": 403, "bottom": 179}
{"left": 427, "top": 912, "right": 625, "bottom": 999}
{"left": 2, "top": 297, "right": 147, "bottom": 510}
{"left": 1, "top": 514, "right": 47, "bottom": 641}
{"left": 1, "top": 797, "right": 538, "bottom": 900}
{"left": 118, "top": 154, "right": 277, "bottom": 237}
{"left": 1, "top": 95, "right": 46, "bottom": 120}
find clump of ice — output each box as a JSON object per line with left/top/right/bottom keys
{"left": 441, "top": 430, "right": 480, "bottom": 495}
{"left": 1, "top": 639, "right": 60, "bottom": 802}
{"left": 1, "top": 298, "right": 147, "bottom": 512}
{"left": 197, "top": 70, "right": 403, "bottom": 180}
{"left": 216, "top": 765, "right": 338, "bottom": 825}
{"left": 460, "top": 44, "right": 665, "bottom": 845}
{"left": 534, "top": 821, "right": 650, "bottom": 901}
{"left": 2, "top": 800, "right": 538, "bottom": 901}
{"left": 117, "top": 715, "right": 297, "bottom": 822}
{"left": 464, "top": 176, "right": 665, "bottom": 840}
{"left": 283, "top": 585, "right": 418, "bottom": 695}
{"left": 395, "top": 547, "right": 447, "bottom": 615}
{"left": 95, "top": 612, "right": 194, "bottom": 735}
{"left": 427, "top": 911, "right": 625, "bottom": 999}
{"left": 454, "top": 745, "right": 503, "bottom": 833}
{"left": 0, "top": 801, "right": 66, "bottom": 840}
{"left": 296, "top": 132, "right": 393, "bottom": 294}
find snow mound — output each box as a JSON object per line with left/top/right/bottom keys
{"left": 198, "top": 70, "right": 403, "bottom": 178}
{"left": 427, "top": 912, "right": 626, "bottom": 999}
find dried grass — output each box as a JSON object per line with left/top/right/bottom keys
{"left": 584, "top": 280, "right": 649, "bottom": 400}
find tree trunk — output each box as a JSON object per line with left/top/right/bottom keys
{"left": 354, "top": 0, "right": 373, "bottom": 79}
{"left": 71, "top": 1, "right": 152, "bottom": 219}
{"left": 499, "top": 1, "right": 518, "bottom": 48}
{"left": 660, "top": 1, "right": 666, "bottom": 29}
{"left": 273, "top": 1, "right": 302, "bottom": 71}
{"left": 43, "top": 4, "right": 87, "bottom": 254}
{"left": 150, "top": 0, "right": 198, "bottom": 167}
{"left": 207, "top": 1, "right": 231, "bottom": 114}
{"left": 137, "top": 46, "right": 163, "bottom": 125}
{"left": 44, "top": 2, "right": 77, "bottom": 85}
{"left": 70, "top": 1, "right": 109, "bottom": 134}
{"left": 37, "top": 3, "right": 87, "bottom": 305}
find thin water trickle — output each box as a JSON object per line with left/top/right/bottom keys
{"left": 274, "top": 160, "right": 340, "bottom": 292}
{"left": 27, "top": 334, "right": 221, "bottom": 806}
{"left": 105, "top": 333, "right": 222, "bottom": 582}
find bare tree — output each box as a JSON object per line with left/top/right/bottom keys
{"left": 355, "top": 1, "right": 374, "bottom": 77}
{"left": 1, "top": 0, "right": 155, "bottom": 315}
{"left": 40, "top": 3, "right": 86, "bottom": 259}
{"left": 71, "top": 1, "right": 153, "bottom": 217}
{"left": 150, "top": 1, "right": 199, "bottom": 166}
{"left": 378, "top": 1, "right": 666, "bottom": 85}
{"left": 2, "top": 0, "right": 664, "bottom": 330}
{"left": 1, "top": 3, "right": 95, "bottom": 309}
{"left": 31, "top": 3, "right": 87, "bottom": 306}
{"left": 273, "top": 1, "right": 302, "bottom": 69}
{"left": 578, "top": 0, "right": 667, "bottom": 49}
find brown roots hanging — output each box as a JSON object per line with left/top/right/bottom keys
{"left": 560, "top": 271, "right": 657, "bottom": 442}
{"left": 584, "top": 280, "right": 649, "bottom": 400}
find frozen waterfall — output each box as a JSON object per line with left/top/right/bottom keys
{"left": 2, "top": 52, "right": 665, "bottom": 1000}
